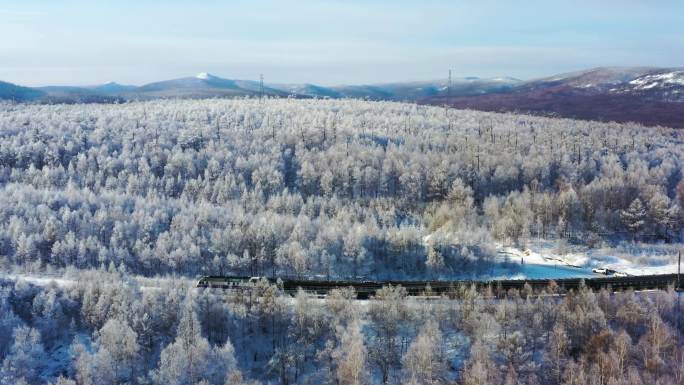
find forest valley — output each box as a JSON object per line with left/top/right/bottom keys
{"left": 0, "top": 98, "right": 683, "bottom": 384}
{"left": 0, "top": 99, "right": 681, "bottom": 279}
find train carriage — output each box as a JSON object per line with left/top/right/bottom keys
{"left": 196, "top": 276, "right": 267, "bottom": 289}
{"left": 196, "top": 273, "right": 681, "bottom": 298}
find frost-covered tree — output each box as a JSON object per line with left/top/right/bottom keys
{"left": 545, "top": 323, "right": 568, "bottom": 385}
{"left": 332, "top": 321, "right": 367, "bottom": 385}
{"left": 0, "top": 269, "right": 683, "bottom": 384}
{"left": 153, "top": 298, "right": 236, "bottom": 385}
{"left": 402, "top": 319, "right": 445, "bottom": 385}
{"left": 369, "top": 285, "right": 408, "bottom": 384}
{"left": 621, "top": 198, "right": 647, "bottom": 237}
{"left": 0, "top": 99, "right": 679, "bottom": 278}
{"left": 95, "top": 319, "right": 140, "bottom": 382}
{"left": 462, "top": 341, "right": 500, "bottom": 385}
{"left": 49, "top": 376, "right": 76, "bottom": 385}
{"left": 0, "top": 326, "right": 46, "bottom": 385}
{"left": 647, "top": 192, "right": 679, "bottom": 239}
{"left": 0, "top": 289, "right": 22, "bottom": 360}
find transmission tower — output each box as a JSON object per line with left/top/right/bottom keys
{"left": 447, "top": 69, "right": 452, "bottom": 107}
{"left": 446, "top": 69, "right": 453, "bottom": 129}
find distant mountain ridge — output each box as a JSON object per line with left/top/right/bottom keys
{"left": 424, "top": 67, "right": 684, "bottom": 128}
{"left": 91, "top": 82, "right": 137, "bottom": 94}
{"left": 1, "top": 67, "right": 682, "bottom": 127}
{"left": 0, "top": 72, "right": 522, "bottom": 102}
{"left": 0, "top": 80, "right": 46, "bottom": 101}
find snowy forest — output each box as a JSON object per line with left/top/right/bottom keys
{"left": 1, "top": 269, "right": 684, "bottom": 384}
{"left": 0, "top": 98, "right": 682, "bottom": 279}
{"left": 0, "top": 98, "right": 684, "bottom": 384}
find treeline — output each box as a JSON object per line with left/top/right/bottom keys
{"left": 0, "top": 99, "right": 682, "bottom": 278}
{"left": 1, "top": 268, "right": 683, "bottom": 384}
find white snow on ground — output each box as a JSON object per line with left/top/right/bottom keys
{"left": 619, "top": 264, "right": 679, "bottom": 275}
{"left": 492, "top": 245, "right": 594, "bottom": 280}
{"left": 2, "top": 274, "right": 76, "bottom": 288}
{"left": 0, "top": 272, "right": 170, "bottom": 292}
{"left": 3, "top": 238, "right": 680, "bottom": 287}
{"left": 494, "top": 240, "right": 681, "bottom": 279}
{"left": 423, "top": 232, "right": 598, "bottom": 280}
{"left": 489, "top": 264, "right": 595, "bottom": 280}
{"left": 424, "top": 234, "right": 680, "bottom": 280}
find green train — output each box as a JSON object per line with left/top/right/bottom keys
{"left": 196, "top": 273, "right": 681, "bottom": 299}
{"left": 196, "top": 276, "right": 266, "bottom": 289}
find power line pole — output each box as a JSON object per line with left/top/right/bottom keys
{"left": 678, "top": 250, "right": 681, "bottom": 332}
{"left": 259, "top": 73, "right": 264, "bottom": 102}
{"left": 448, "top": 69, "right": 452, "bottom": 107}
{"left": 446, "top": 69, "right": 453, "bottom": 135}
{"left": 444, "top": 69, "right": 452, "bottom": 115}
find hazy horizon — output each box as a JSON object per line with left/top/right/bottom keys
{"left": 7, "top": 66, "right": 684, "bottom": 89}
{"left": 1, "top": 0, "right": 683, "bottom": 86}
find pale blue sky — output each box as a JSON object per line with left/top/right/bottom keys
{"left": 1, "top": 0, "right": 682, "bottom": 86}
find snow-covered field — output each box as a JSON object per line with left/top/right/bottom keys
{"left": 494, "top": 240, "right": 682, "bottom": 280}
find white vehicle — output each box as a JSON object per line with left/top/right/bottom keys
{"left": 592, "top": 268, "right": 608, "bottom": 275}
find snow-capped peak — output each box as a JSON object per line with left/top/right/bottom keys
{"left": 196, "top": 72, "right": 212, "bottom": 80}
{"left": 628, "top": 71, "right": 684, "bottom": 89}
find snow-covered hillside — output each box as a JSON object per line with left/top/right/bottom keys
{"left": 0, "top": 98, "right": 681, "bottom": 282}
{"left": 612, "top": 70, "right": 684, "bottom": 101}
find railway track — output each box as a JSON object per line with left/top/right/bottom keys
{"left": 200, "top": 273, "right": 682, "bottom": 299}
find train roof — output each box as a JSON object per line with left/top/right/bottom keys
{"left": 198, "top": 276, "right": 251, "bottom": 282}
